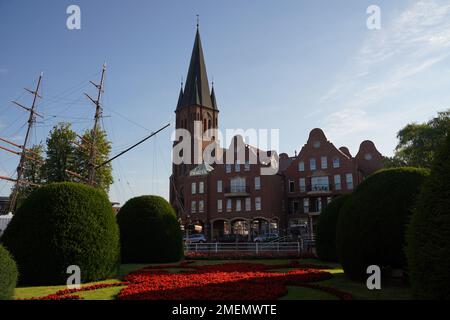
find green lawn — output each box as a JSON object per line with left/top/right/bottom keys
{"left": 12, "top": 259, "right": 412, "bottom": 300}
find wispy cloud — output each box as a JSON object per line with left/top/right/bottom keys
{"left": 321, "top": 0, "right": 450, "bottom": 138}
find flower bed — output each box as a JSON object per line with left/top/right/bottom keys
{"left": 118, "top": 261, "right": 352, "bottom": 300}
{"left": 19, "top": 261, "right": 352, "bottom": 300}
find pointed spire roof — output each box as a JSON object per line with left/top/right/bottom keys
{"left": 176, "top": 85, "right": 184, "bottom": 109}
{"left": 210, "top": 83, "right": 218, "bottom": 110}
{"left": 178, "top": 28, "right": 215, "bottom": 110}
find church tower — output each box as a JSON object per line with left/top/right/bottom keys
{"left": 175, "top": 26, "right": 219, "bottom": 137}
{"left": 171, "top": 25, "right": 219, "bottom": 217}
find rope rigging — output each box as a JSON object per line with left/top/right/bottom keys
{"left": 0, "top": 66, "right": 172, "bottom": 213}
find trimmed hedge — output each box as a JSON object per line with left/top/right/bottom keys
{"left": 336, "top": 168, "right": 428, "bottom": 280}
{"left": 316, "top": 194, "right": 351, "bottom": 262}
{"left": 406, "top": 132, "right": 450, "bottom": 299}
{"left": 0, "top": 244, "right": 18, "bottom": 300}
{"left": 117, "top": 195, "right": 183, "bottom": 263}
{"left": 1, "top": 182, "right": 120, "bottom": 285}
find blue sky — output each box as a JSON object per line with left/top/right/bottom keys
{"left": 1, "top": 0, "right": 450, "bottom": 203}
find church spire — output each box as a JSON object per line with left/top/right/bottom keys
{"left": 178, "top": 27, "right": 214, "bottom": 110}
{"left": 176, "top": 83, "right": 184, "bottom": 110}
{"left": 210, "top": 81, "right": 218, "bottom": 110}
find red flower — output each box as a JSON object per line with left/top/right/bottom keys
{"left": 20, "top": 261, "right": 352, "bottom": 300}
{"left": 118, "top": 262, "right": 351, "bottom": 300}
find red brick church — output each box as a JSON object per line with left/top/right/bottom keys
{"left": 170, "top": 27, "right": 384, "bottom": 241}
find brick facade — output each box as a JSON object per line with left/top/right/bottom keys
{"left": 170, "top": 29, "right": 383, "bottom": 241}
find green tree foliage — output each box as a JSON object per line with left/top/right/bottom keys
{"left": 117, "top": 195, "right": 183, "bottom": 263}
{"left": 1, "top": 182, "right": 120, "bottom": 285}
{"left": 316, "top": 194, "right": 350, "bottom": 262}
{"left": 0, "top": 244, "right": 18, "bottom": 300}
{"left": 406, "top": 131, "right": 450, "bottom": 299}
{"left": 44, "top": 123, "right": 77, "bottom": 183}
{"left": 387, "top": 110, "right": 450, "bottom": 168}
{"left": 24, "top": 122, "right": 113, "bottom": 193}
{"left": 16, "top": 144, "right": 45, "bottom": 207}
{"left": 336, "top": 168, "right": 428, "bottom": 280}
{"left": 73, "top": 127, "right": 113, "bottom": 193}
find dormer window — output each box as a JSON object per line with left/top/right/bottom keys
{"left": 313, "top": 141, "right": 321, "bottom": 149}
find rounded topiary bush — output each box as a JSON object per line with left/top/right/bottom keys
{"left": 406, "top": 133, "right": 450, "bottom": 299}
{"left": 336, "top": 167, "right": 428, "bottom": 280}
{"left": 316, "top": 194, "right": 350, "bottom": 262}
{"left": 1, "top": 182, "right": 120, "bottom": 285}
{"left": 117, "top": 195, "right": 183, "bottom": 263}
{"left": 0, "top": 244, "right": 18, "bottom": 300}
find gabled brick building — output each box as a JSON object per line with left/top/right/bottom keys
{"left": 170, "top": 27, "right": 383, "bottom": 241}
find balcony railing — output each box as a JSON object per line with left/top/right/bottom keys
{"left": 306, "top": 184, "right": 331, "bottom": 194}
{"left": 224, "top": 186, "right": 250, "bottom": 197}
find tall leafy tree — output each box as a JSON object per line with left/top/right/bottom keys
{"left": 44, "top": 123, "right": 77, "bottom": 182}
{"left": 386, "top": 109, "right": 450, "bottom": 168}
{"left": 16, "top": 144, "right": 45, "bottom": 206}
{"left": 73, "top": 127, "right": 113, "bottom": 193}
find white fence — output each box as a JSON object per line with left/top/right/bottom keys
{"left": 185, "top": 241, "right": 315, "bottom": 255}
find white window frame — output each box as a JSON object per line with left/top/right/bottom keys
{"left": 227, "top": 199, "right": 232, "bottom": 212}
{"left": 334, "top": 175, "right": 341, "bottom": 190}
{"left": 231, "top": 177, "right": 246, "bottom": 193}
{"left": 245, "top": 197, "right": 251, "bottom": 211}
{"left": 311, "top": 176, "right": 329, "bottom": 191}
{"left": 303, "top": 198, "right": 309, "bottom": 213}
{"left": 346, "top": 173, "right": 353, "bottom": 189}
{"left": 255, "top": 176, "right": 261, "bottom": 190}
{"left": 321, "top": 156, "right": 328, "bottom": 169}
{"left": 191, "top": 201, "right": 196, "bottom": 213}
{"left": 217, "top": 180, "right": 222, "bottom": 193}
{"left": 226, "top": 164, "right": 232, "bottom": 173}
{"left": 218, "top": 199, "right": 223, "bottom": 212}
{"left": 310, "top": 158, "right": 316, "bottom": 171}
{"left": 298, "top": 161, "right": 305, "bottom": 172}
{"left": 333, "top": 157, "right": 340, "bottom": 168}
{"left": 299, "top": 178, "right": 306, "bottom": 192}
{"left": 236, "top": 199, "right": 241, "bottom": 211}
{"left": 199, "top": 200, "right": 204, "bottom": 213}
{"left": 255, "top": 197, "right": 262, "bottom": 211}
{"left": 191, "top": 182, "right": 196, "bottom": 194}
{"left": 199, "top": 181, "right": 204, "bottom": 194}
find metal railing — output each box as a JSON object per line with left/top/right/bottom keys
{"left": 308, "top": 184, "right": 330, "bottom": 192}
{"left": 224, "top": 186, "right": 250, "bottom": 194}
{"left": 185, "top": 241, "right": 314, "bottom": 254}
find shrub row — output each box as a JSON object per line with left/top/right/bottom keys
{"left": 1, "top": 182, "right": 182, "bottom": 288}
{"left": 318, "top": 139, "right": 449, "bottom": 300}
